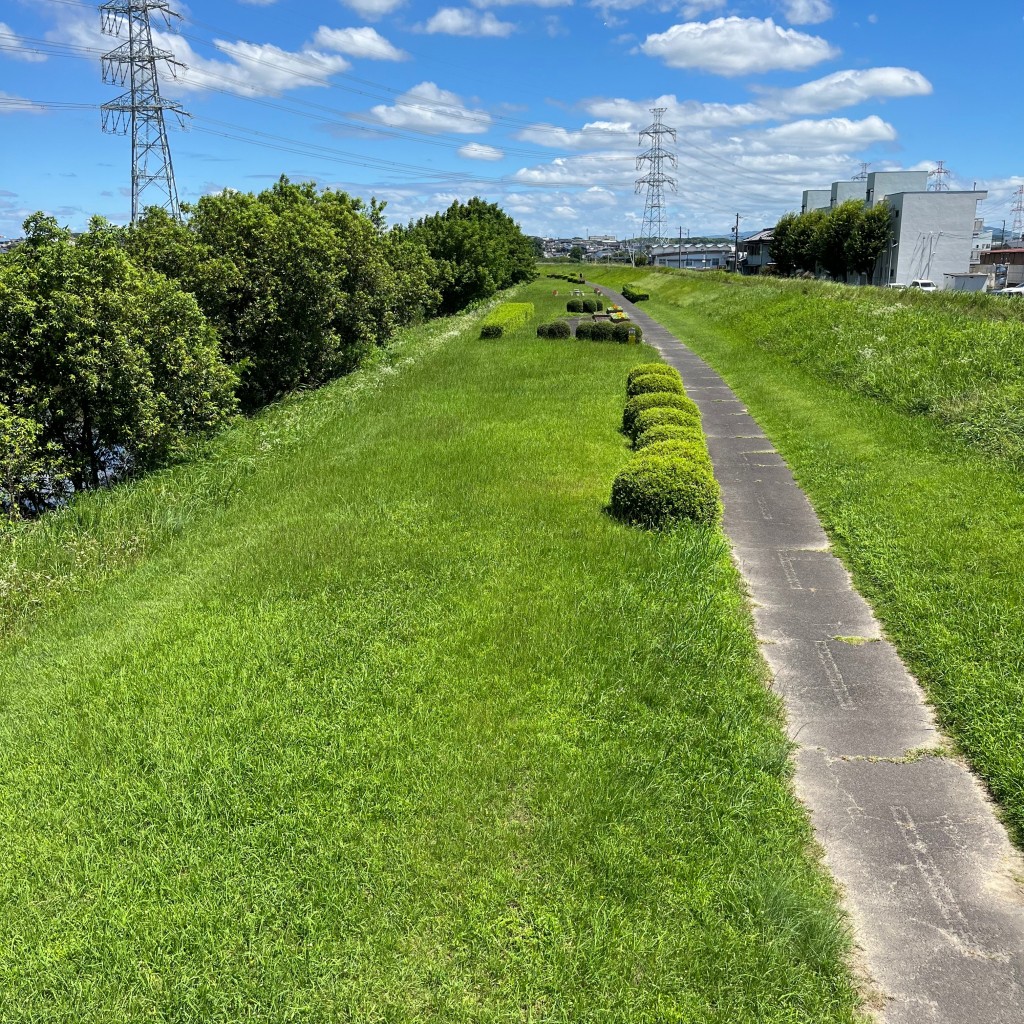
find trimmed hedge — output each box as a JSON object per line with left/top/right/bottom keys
{"left": 632, "top": 406, "right": 702, "bottom": 441}
{"left": 611, "top": 454, "right": 720, "bottom": 528}
{"left": 623, "top": 391, "right": 700, "bottom": 436}
{"left": 576, "top": 321, "right": 644, "bottom": 344}
{"left": 627, "top": 373, "right": 684, "bottom": 398}
{"left": 627, "top": 363, "right": 679, "bottom": 388}
{"left": 537, "top": 321, "right": 572, "bottom": 339}
{"left": 480, "top": 302, "right": 535, "bottom": 338}
{"left": 567, "top": 299, "right": 585, "bottom": 313}
{"left": 634, "top": 422, "right": 703, "bottom": 450}
{"left": 638, "top": 438, "right": 713, "bottom": 472}
{"left": 622, "top": 285, "right": 650, "bottom": 303}
{"left": 582, "top": 299, "right": 603, "bottom": 314}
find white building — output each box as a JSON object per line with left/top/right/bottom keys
{"left": 801, "top": 189, "right": 831, "bottom": 214}
{"left": 650, "top": 242, "right": 733, "bottom": 270}
{"left": 871, "top": 190, "right": 988, "bottom": 288}
{"left": 865, "top": 170, "right": 929, "bottom": 207}
{"left": 831, "top": 180, "right": 867, "bottom": 207}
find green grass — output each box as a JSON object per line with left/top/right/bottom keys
{"left": 586, "top": 266, "right": 1024, "bottom": 847}
{"left": 0, "top": 279, "right": 862, "bottom": 1022}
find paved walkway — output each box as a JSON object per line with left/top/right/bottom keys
{"left": 595, "top": 285, "right": 1024, "bottom": 1024}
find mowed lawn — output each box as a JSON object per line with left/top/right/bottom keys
{"left": 585, "top": 266, "right": 1024, "bottom": 848}
{"left": 0, "top": 280, "right": 862, "bottom": 1022}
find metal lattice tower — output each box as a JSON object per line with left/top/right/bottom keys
{"left": 853, "top": 161, "right": 870, "bottom": 181}
{"left": 1012, "top": 185, "right": 1024, "bottom": 243}
{"left": 101, "top": 1, "right": 190, "bottom": 222}
{"left": 929, "top": 160, "right": 950, "bottom": 192}
{"left": 635, "top": 108, "right": 677, "bottom": 250}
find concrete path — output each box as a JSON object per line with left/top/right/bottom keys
{"left": 596, "top": 286, "right": 1024, "bottom": 1024}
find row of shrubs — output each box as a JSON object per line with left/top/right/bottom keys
{"left": 577, "top": 321, "right": 643, "bottom": 343}
{"left": 480, "top": 302, "right": 536, "bottom": 338}
{"left": 610, "top": 363, "right": 721, "bottom": 528}
{"left": 622, "top": 285, "right": 650, "bottom": 303}
{"left": 536, "top": 321, "right": 572, "bottom": 339}
{"left": 546, "top": 272, "right": 585, "bottom": 283}
{"left": 566, "top": 299, "right": 603, "bottom": 314}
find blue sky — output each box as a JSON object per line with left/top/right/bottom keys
{"left": 1, "top": 0, "right": 1022, "bottom": 241}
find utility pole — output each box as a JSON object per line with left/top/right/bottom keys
{"left": 101, "top": 0, "right": 190, "bottom": 223}
{"left": 733, "top": 213, "right": 742, "bottom": 273}
{"left": 1011, "top": 185, "right": 1024, "bottom": 244}
{"left": 853, "top": 161, "right": 870, "bottom": 180}
{"left": 635, "top": 108, "right": 677, "bottom": 254}
{"left": 929, "top": 160, "right": 950, "bottom": 192}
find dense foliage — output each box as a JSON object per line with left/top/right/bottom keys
{"left": 0, "top": 182, "right": 536, "bottom": 514}
{"left": 772, "top": 200, "right": 890, "bottom": 281}
{"left": 401, "top": 197, "right": 536, "bottom": 315}
{"left": 0, "top": 215, "right": 237, "bottom": 511}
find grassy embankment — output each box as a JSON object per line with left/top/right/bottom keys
{"left": 0, "top": 279, "right": 863, "bottom": 1021}
{"left": 586, "top": 266, "right": 1024, "bottom": 845}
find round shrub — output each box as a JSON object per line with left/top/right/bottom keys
{"left": 634, "top": 422, "right": 703, "bottom": 450}
{"left": 537, "top": 320, "right": 571, "bottom": 339}
{"left": 575, "top": 321, "right": 593, "bottom": 339}
{"left": 627, "top": 363, "right": 679, "bottom": 388}
{"left": 612, "top": 322, "right": 643, "bottom": 344}
{"left": 566, "top": 299, "right": 584, "bottom": 313}
{"left": 581, "top": 299, "right": 603, "bottom": 314}
{"left": 480, "top": 324, "right": 503, "bottom": 339}
{"left": 623, "top": 391, "right": 700, "bottom": 436}
{"left": 627, "top": 373, "right": 684, "bottom": 398}
{"left": 632, "top": 406, "right": 702, "bottom": 441}
{"left": 611, "top": 453, "right": 721, "bottom": 528}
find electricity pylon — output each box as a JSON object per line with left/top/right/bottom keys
{"left": 635, "top": 108, "right": 677, "bottom": 251}
{"left": 101, "top": 1, "right": 190, "bottom": 222}
{"left": 1012, "top": 185, "right": 1024, "bottom": 244}
{"left": 929, "top": 160, "right": 950, "bottom": 192}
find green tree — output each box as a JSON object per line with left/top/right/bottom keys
{"left": 0, "top": 215, "right": 237, "bottom": 492}
{"left": 845, "top": 201, "right": 891, "bottom": 280}
{"left": 568, "top": 245, "right": 585, "bottom": 262}
{"left": 0, "top": 403, "right": 56, "bottom": 518}
{"left": 404, "top": 197, "right": 536, "bottom": 315}
{"left": 771, "top": 208, "right": 828, "bottom": 276}
{"left": 813, "top": 200, "right": 864, "bottom": 280}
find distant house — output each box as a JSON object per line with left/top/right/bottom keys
{"left": 650, "top": 242, "right": 733, "bottom": 270}
{"left": 739, "top": 228, "right": 774, "bottom": 274}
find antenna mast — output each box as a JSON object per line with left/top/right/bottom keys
{"left": 635, "top": 107, "right": 677, "bottom": 251}
{"left": 101, "top": 1, "right": 190, "bottom": 222}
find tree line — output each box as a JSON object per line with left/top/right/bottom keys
{"left": 771, "top": 199, "right": 891, "bottom": 281}
{"left": 0, "top": 180, "right": 536, "bottom": 516}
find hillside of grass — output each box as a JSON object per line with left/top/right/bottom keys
{"left": 591, "top": 267, "right": 1024, "bottom": 464}
{"left": 0, "top": 279, "right": 863, "bottom": 1022}
{"left": 586, "top": 266, "right": 1024, "bottom": 846}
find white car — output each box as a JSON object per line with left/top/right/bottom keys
{"left": 995, "top": 284, "right": 1024, "bottom": 296}
{"left": 908, "top": 279, "right": 938, "bottom": 292}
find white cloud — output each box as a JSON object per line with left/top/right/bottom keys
{"left": 516, "top": 119, "right": 634, "bottom": 149}
{"left": 471, "top": 0, "right": 570, "bottom": 6}
{"left": 459, "top": 142, "right": 505, "bottom": 160}
{"left": 640, "top": 17, "right": 839, "bottom": 76}
{"left": 756, "top": 115, "right": 897, "bottom": 152}
{"left": 312, "top": 26, "right": 408, "bottom": 60}
{"left": 420, "top": 7, "right": 516, "bottom": 35}
{"left": 338, "top": 0, "right": 406, "bottom": 19}
{"left": 681, "top": 0, "right": 727, "bottom": 16}
{"left": 371, "top": 82, "right": 491, "bottom": 134}
{"left": 0, "top": 22, "right": 47, "bottom": 61}
{"left": 169, "top": 38, "right": 351, "bottom": 96}
{"left": 780, "top": 0, "right": 834, "bottom": 24}
{"left": 758, "top": 67, "right": 933, "bottom": 115}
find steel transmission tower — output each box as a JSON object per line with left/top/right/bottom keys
{"left": 101, "top": 1, "right": 190, "bottom": 222}
{"left": 1012, "top": 185, "right": 1024, "bottom": 243}
{"left": 929, "top": 160, "right": 950, "bottom": 192}
{"left": 635, "top": 108, "right": 677, "bottom": 250}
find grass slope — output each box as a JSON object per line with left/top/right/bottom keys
{"left": 586, "top": 266, "right": 1024, "bottom": 846}
{"left": 0, "top": 280, "right": 861, "bottom": 1022}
